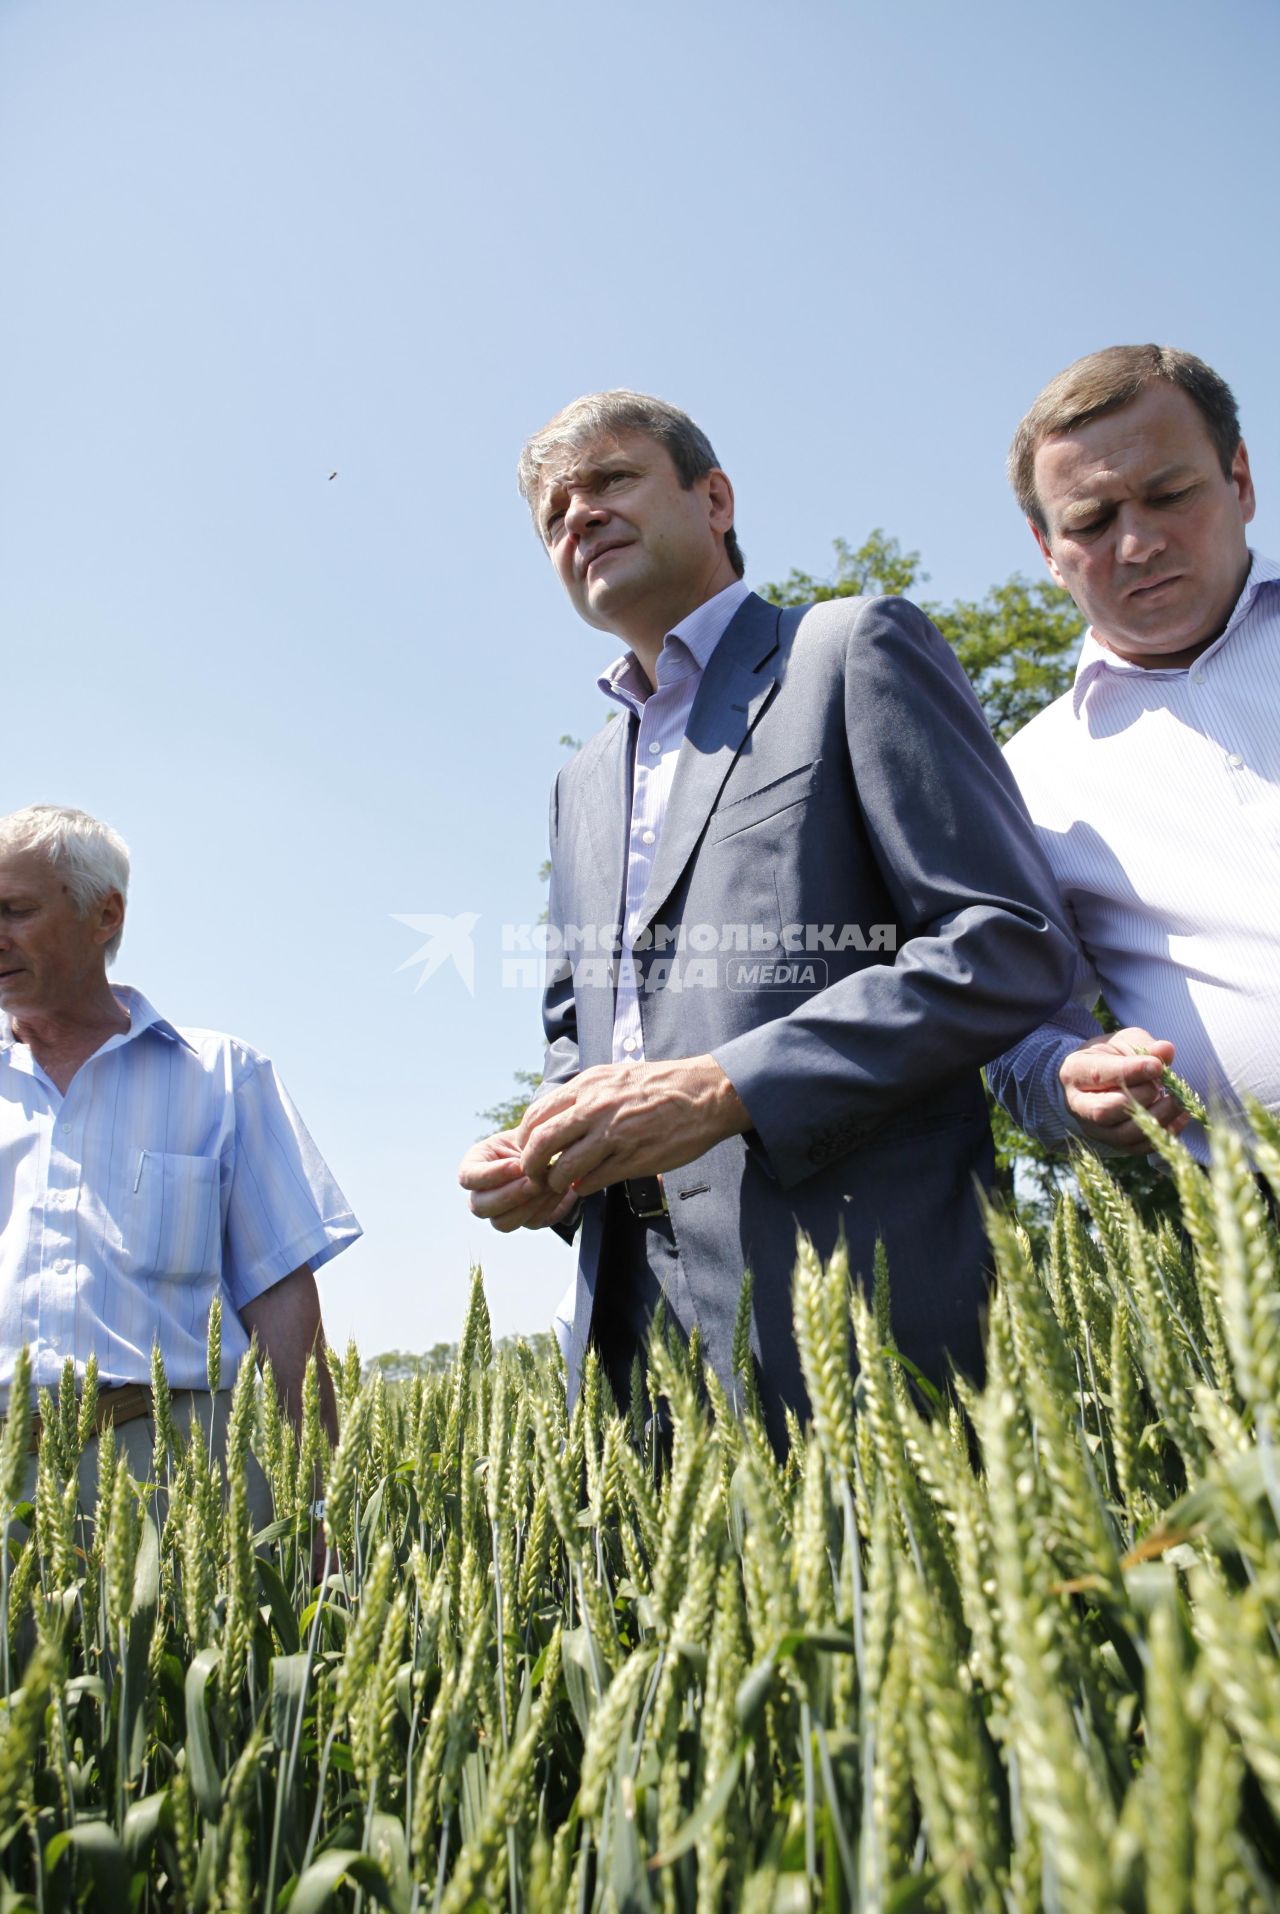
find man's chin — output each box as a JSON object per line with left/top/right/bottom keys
{"left": 580, "top": 582, "right": 636, "bottom": 634}
{"left": 1106, "top": 616, "right": 1217, "bottom": 667}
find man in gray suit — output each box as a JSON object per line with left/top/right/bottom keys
{"left": 459, "top": 392, "right": 1074, "bottom": 1439}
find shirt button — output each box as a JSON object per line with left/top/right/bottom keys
{"left": 622, "top": 1037, "right": 638, "bottom": 1053}
{"left": 648, "top": 741, "right": 662, "bottom": 755}
{"left": 54, "top": 1259, "right": 71, "bottom": 1276}
{"left": 641, "top": 829, "right": 656, "bottom": 845}
{"left": 1228, "top": 753, "right": 1244, "bottom": 768}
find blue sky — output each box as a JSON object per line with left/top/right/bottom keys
{"left": 3, "top": 0, "right": 1277, "bottom": 1357}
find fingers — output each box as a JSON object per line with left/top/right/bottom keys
{"left": 535, "top": 1136, "right": 626, "bottom": 1197}
{"left": 458, "top": 1153, "right": 526, "bottom": 1194}
{"left": 468, "top": 1172, "right": 548, "bottom": 1221}
{"left": 1062, "top": 1049, "right": 1165, "bottom": 1097}
{"left": 1066, "top": 1084, "right": 1189, "bottom": 1131}
{"left": 565, "top": 1153, "right": 628, "bottom": 1199}
{"left": 542, "top": 1188, "right": 581, "bottom": 1228}
{"left": 460, "top": 1125, "right": 580, "bottom": 1230}
{"left": 457, "top": 1131, "right": 523, "bottom": 1191}
{"left": 1108, "top": 1027, "right": 1175, "bottom": 1062}
{"left": 515, "top": 1079, "right": 582, "bottom": 1145}
{"left": 468, "top": 1172, "right": 578, "bottom": 1232}
{"left": 522, "top": 1110, "right": 593, "bottom": 1185}
{"left": 1067, "top": 1085, "right": 1190, "bottom": 1153}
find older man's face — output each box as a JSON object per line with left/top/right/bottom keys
{"left": 1031, "top": 383, "right": 1256, "bottom": 668}
{"left": 0, "top": 853, "right": 114, "bottom": 1017}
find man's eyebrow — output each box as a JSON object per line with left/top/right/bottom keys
{"left": 1141, "top": 461, "right": 1198, "bottom": 490}
{"left": 1058, "top": 496, "right": 1109, "bottom": 525}
{"left": 549, "top": 450, "right": 637, "bottom": 488}
{"left": 539, "top": 455, "right": 633, "bottom": 521}
{"left": 1059, "top": 462, "right": 1201, "bottom": 525}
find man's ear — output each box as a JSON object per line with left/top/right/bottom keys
{"left": 705, "top": 467, "right": 735, "bottom": 536}
{"left": 92, "top": 889, "right": 125, "bottom": 949}
{"left": 1233, "top": 439, "right": 1257, "bottom": 526}
{"left": 1029, "top": 518, "right": 1067, "bottom": 592}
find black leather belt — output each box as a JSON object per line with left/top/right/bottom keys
{"left": 623, "top": 1175, "right": 668, "bottom": 1219}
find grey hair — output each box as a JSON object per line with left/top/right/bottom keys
{"left": 516, "top": 389, "right": 745, "bottom": 577}
{"left": 0, "top": 804, "right": 130, "bottom": 964}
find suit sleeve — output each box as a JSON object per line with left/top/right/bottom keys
{"left": 985, "top": 948, "right": 1113, "bottom": 1152}
{"left": 712, "top": 596, "right": 1076, "bottom": 1189}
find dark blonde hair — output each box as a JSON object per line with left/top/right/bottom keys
{"left": 1010, "top": 345, "right": 1241, "bottom": 532}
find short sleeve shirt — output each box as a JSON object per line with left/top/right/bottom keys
{"left": 0, "top": 985, "right": 360, "bottom": 1401}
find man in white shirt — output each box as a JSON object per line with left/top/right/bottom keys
{"left": 0, "top": 804, "right": 359, "bottom": 1511}
{"left": 987, "top": 345, "right": 1280, "bottom": 1160}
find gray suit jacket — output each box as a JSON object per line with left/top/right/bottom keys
{"left": 543, "top": 592, "right": 1074, "bottom": 1438}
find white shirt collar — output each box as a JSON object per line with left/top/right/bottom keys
{"left": 597, "top": 578, "right": 752, "bottom": 706}
{"left": 0, "top": 983, "right": 195, "bottom": 1059}
{"left": 1072, "top": 550, "right": 1280, "bottom": 715}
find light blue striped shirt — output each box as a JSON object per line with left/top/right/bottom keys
{"left": 0, "top": 985, "right": 360, "bottom": 1401}
{"left": 988, "top": 551, "right": 1280, "bottom": 1161}
{"left": 597, "top": 579, "right": 752, "bottom": 1064}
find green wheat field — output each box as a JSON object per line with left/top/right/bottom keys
{"left": 3, "top": 1098, "right": 1280, "bottom": 1912}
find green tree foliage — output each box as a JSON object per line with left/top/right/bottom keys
{"left": 759, "top": 526, "right": 926, "bottom": 606}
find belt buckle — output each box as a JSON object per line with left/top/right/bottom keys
{"left": 624, "top": 1174, "right": 668, "bottom": 1219}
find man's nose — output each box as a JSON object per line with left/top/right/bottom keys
{"left": 1115, "top": 506, "right": 1165, "bottom": 565}
{"left": 564, "top": 490, "right": 607, "bottom": 536}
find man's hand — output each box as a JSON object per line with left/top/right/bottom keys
{"left": 1059, "top": 1027, "right": 1190, "bottom": 1155}
{"left": 517, "top": 1056, "right": 752, "bottom": 1198}
{"left": 458, "top": 1128, "right": 581, "bottom": 1233}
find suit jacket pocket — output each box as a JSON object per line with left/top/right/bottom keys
{"left": 134, "top": 1150, "right": 222, "bottom": 1284}
{"left": 707, "top": 761, "right": 822, "bottom": 844}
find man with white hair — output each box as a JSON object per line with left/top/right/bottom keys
{"left": 0, "top": 804, "right": 359, "bottom": 1511}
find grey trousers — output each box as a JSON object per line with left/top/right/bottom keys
{"left": 16, "top": 1389, "right": 275, "bottom": 1537}
{"left": 591, "top": 1188, "right": 697, "bottom": 1413}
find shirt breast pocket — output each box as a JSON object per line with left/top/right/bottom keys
{"left": 135, "top": 1151, "right": 222, "bottom": 1284}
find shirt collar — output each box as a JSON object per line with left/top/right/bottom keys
{"left": 596, "top": 578, "right": 752, "bottom": 712}
{"left": 1071, "top": 550, "right": 1280, "bottom": 715}
{"left": 0, "top": 983, "right": 197, "bottom": 1060}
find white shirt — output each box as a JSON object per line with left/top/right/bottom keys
{"left": 987, "top": 552, "right": 1280, "bottom": 1161}
{"left": 597, "top": 578, "right": 751, "bottom": 1063}
{"left": 0, "top": 985, "right": 360, "bottom": 1401}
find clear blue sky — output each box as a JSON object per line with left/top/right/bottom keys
{"left": 3, "top": 0, "right": 1277, "bottom": 1357}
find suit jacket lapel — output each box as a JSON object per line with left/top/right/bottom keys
{"left": 579, "top": 711, "right": 633, "bottom": 931}
{"left": 633, "top": 593, "right": 781, "bottom": 943}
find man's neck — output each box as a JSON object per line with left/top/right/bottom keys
{"left": 611, "top": 565, "right": 741, "bottom": 689}
{"left": 10, "top": 981, "right": 130, "bottom": 1080}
